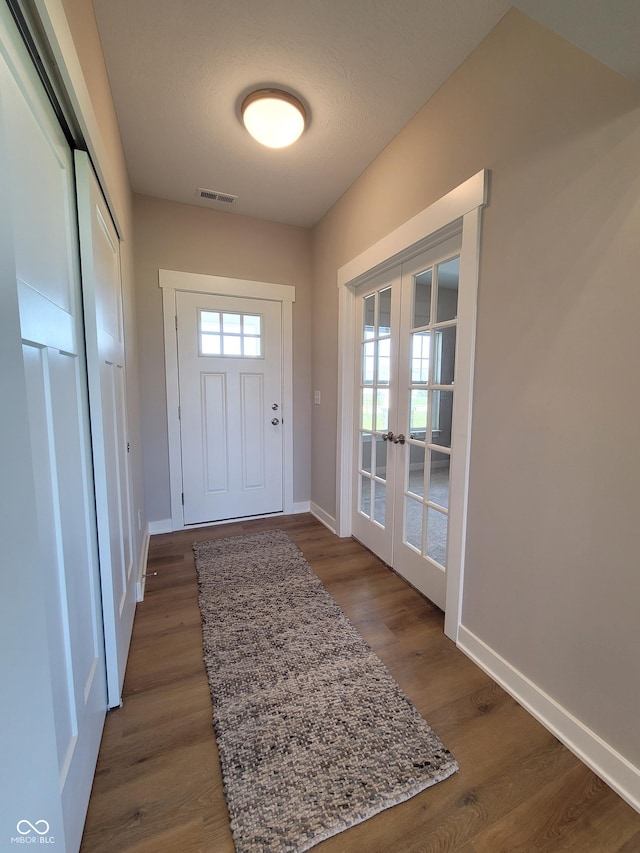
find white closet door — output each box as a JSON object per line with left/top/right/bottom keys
{"left": 0, "top": 6, "right": 106, "bottom": 849}
{"left": 76, "top": 151, "right": 136, "bottom": 708}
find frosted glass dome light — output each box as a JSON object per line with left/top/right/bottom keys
{"left": 241, "top": 89, "right": 306, "bottom": 148}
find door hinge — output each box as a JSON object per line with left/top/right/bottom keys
{"left": 178, "top": 405, "right": 181, "bottom": 420}
{"left": 175, "top": 315, "right": 178, "bottom": 331}
{"left": 181, "top": 492, "right": 184, "bottom": 505}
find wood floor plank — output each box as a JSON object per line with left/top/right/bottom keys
{"left": 618, "top": 829, "right": 640, "bottom": 852}
{"left": 125, "top": 819, "right": 205, "bottom": 853}
{"left": 471, "top": 762, "right": 639, "bottom": 853}
{"left": 81, "top": 514, "right": 640, "bottom": 852}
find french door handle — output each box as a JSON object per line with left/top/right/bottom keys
{"left": 393, "top": 433, "right": 406, "bottom": 445}
{"left": 382, "top": 431, "right": 394, "bottom": 442}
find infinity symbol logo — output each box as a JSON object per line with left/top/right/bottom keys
{"left": 17, "top": 820, "right": 50, "bottom": 835}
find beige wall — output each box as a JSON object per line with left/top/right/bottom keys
{"left": 311, "top": 9, "right": 640, "bottom": 767}
{"left": 133, "top": 195, "right": 312, "bottom": 522}
{"left": 59, "top": 0, "right": 147, "bottom": 557}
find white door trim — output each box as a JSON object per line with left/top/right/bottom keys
{"left": 160, "top": 270, "right": 295, "bottom": 530}
{"left": 336, "top": 170, "right": 487, "bottom": 642}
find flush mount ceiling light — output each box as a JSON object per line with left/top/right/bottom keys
{"left": 241, "top": 89, "right": 306, "bottom": 149}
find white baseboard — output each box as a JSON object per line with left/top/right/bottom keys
{"left": 310, "top": 502, "right": 337, "bottom": 534}
{"left": 135, "top": 524, "right": 150, "bottom": 602}
{"left": 293, "top": 501, "right": 311, "bottom": 514}
{"left": 149, "top": 519, "right": 173, "bottom": 535}
{"left": 458, "top": 625, "right": 640, "bottom": 814}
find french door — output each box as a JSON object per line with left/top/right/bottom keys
{"left": 352, "top": 235, "right": 462, "bottom": 609}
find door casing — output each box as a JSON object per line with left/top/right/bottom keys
{"left": 161, "top": 269, "right": 295, "bottom": 531}
{"left": 336, "top": 170, "right": 487, "bottom": 642}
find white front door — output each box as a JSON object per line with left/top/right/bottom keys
{"left": 0, "top": 7, "right": 106, "bottom": 848}
{"left": 177, "top": 291, "right": 284, "bottom": 524}
{"left": 352, "top": 235, "right": 462, "bottom": 610}
{"left": 76, "top": 152, "right": 136, "bottom": 708}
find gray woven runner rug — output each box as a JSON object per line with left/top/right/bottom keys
{"left": 193, "top": 530, "right": 458, "bottom": 853}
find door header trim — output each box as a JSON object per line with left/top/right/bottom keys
{"left": 159, "top": 269, "right": 295, "bottom": 303}
{"left": 337, "top": 170, "right": 487, "bottom": 289}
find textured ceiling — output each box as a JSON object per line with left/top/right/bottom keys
{"left": 91, "top": 0, "right": 640, "bottom": 228}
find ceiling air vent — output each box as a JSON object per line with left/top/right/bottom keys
{"left": 197, "top": 187, "right": 238, "bottom": 204}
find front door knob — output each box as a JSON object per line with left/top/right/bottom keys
{"left": 271, "top": 417, "right": 280, "bottom": 426}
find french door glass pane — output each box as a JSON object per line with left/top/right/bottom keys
{"left": 431, "top": 389, "right": 453, "bottom": 447}
{"left": 405, "top": 497, "right": 423, "bottom": 551}
{"left": 360, "top": 433, "right": 372, "bottom": 474}
{"left": 363, "top": 341, "right": 375, "bottom": 384}
{"left": 375, "top": 388, "right": 389, "bottom": 431}
{"left": 411, "top": 331, "right": 430, "bottom": 382}
{"left": 436, "top": 256, "right": 459, "bottom": 322}
{"left": 378, "top": 288, "right": 392, "bottom": 335}
{"left": 360, "top": 475, "right": 371, "bottom": 517}
{"left": 407, "top": 444, "right": 425, "bottom": 498}
{"left": 361, "top": 388, "right": 373, "bottom": 430}
{"left": 426, "top": 508, "right": 448, "bottom": 567}
{"left": 410, "top": 388, "right": 428, "bottom": 433}
{"left": 414, "top": 269, "right": 432, "bottom": 327}
{"left": 429, "top": 451, "right": 450, "bottom": 509}
{"left": 363, "top": 295, "right": 375, "bottom": 339}
{"left": 374, "top": 435, "right": 388, "bottom": 480}
{"left": 377, "top": 338, "right": 391, "bottom": 384}
{"left": 373, "top": 481, "right": 386, "bottom": 526}
{"left": 435, "top": 325, "right": 456, "bottom": 385}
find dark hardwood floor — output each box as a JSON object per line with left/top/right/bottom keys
{"left": 80, "top": 514, "right": 640, "bottom": 852}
